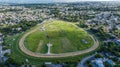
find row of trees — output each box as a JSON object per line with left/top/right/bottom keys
{"left": 50, "top": 8, "right": 95, "bottom": 22}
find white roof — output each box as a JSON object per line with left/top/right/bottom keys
{"left": 95, "top": 58, "right": 104, "bottom": 67}
{"left": 45, "top": 62, "right": 52, "bottom": 64}
{"left": 0, "top": 33, "right": 2, "bottom": 35}
{"left": 117, "top": 39, "right": 120, "bottom": 42}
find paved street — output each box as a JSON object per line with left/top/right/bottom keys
{"left": 77, "top": 54, "right": 96, "bottom": 67}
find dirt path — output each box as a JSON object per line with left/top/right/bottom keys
{"left": 19, "top": 22, "right": 99, "bottom": 58}
{"left": 36, "top": 40, "right": 43, "bottom": 52}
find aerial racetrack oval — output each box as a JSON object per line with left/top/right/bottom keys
{"left": 19, "top": 20, "right": 99, "bottom": 58}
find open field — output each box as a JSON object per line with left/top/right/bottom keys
{"left": 24, "top": 20, "right": 94, "bottom": 54}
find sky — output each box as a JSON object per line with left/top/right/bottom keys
{"left": 0, "top": 0, "right": 119, "bottom": 3}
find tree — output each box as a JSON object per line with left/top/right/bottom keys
{"left": 114, "top": 64, "right": 120, "bottom": 67}
{"left": 95, "top": 54, "right": 104, "bottom": 58}
{"left": 104, "top": 62, "right": 111, "bottom": 67}
{"left": 88, "top": 63, "right": 93, "bottom": 67}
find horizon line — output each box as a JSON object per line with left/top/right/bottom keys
{"left": 0, "top": 0, "right": 120, "bottom": 4}
{"left": 0, "top": 1, "right": 120, "bottom": 4}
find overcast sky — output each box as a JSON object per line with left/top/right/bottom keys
{"left": 0, "top": 0, "right": 119, "bottom": 3}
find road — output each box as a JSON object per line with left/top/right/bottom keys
{"left": 77, "top": 54, "right": 96, "bottom": 67}
{"left": 18, "top": 21, "right": 99, "bottom": 58}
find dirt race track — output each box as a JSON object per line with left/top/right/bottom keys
{"left": 19, "top": 22, "right": 99, "bottom": 58}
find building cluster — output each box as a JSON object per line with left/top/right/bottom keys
{"left": 0, "top": 5, "right": 53, "bottom": 26}
{"left": 0, "top": 33, "right": 11, "bottom": 63}
{"left": 85, "top": 12, "right": 120, "bottom": 67}
{"left": 87, "top": 12, "right": 120, "bottom": 32}
{"left": 91, "top": 58, "right": 116, "bottom": 67}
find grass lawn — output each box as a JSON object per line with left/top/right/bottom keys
{"left": 4, "top": 34, "right": 99, "bottom": 66}
{"left": 24, "top": 20, "right": 94, "bottom": 54}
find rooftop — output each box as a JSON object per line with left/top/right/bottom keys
{"left": 94, "top": 58, "right": 105, "bottom": 67}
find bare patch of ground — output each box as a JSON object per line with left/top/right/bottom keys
{"left": 36, "top": 40, "right": 43, "bottom": 52}
{"left": 61, "top": 37, "right": 71, "bottom": 50}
